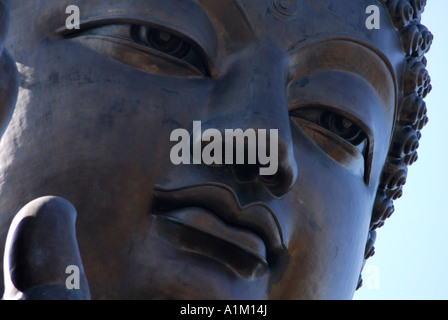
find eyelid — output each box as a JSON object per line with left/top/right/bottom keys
{"left": 56, "top": 15, "right": 215, "bottom": 76}
{"left": 290, "top": 101, "right": 373, "bottom": 184}
{"left": 289, "top": 101, "right": 372, "bottom": 135}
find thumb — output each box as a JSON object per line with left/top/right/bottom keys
{"left": 3, "top": 196, "right": 91, "bottom": 300}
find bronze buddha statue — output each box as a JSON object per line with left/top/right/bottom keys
{"left": 0, "top": 0, "right": 432, "bottom": 299}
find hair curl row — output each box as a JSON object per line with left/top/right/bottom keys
{"left": 358, "top": 0, "right": 432, "bottom": 290}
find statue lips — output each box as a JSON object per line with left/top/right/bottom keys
{"left": 152, "top": 183, "right": 287, "bottom": 279}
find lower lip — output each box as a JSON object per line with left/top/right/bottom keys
{"left": 152, "top": 207, "right": 268, "bottom": 279}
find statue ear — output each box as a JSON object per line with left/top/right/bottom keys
{"left": 0, "top": 0, "right": 18, "bottom": 139}
{"left": 0, "top": 49, "right": 19, "bottom": 138}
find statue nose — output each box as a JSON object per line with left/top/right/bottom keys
{"left": 189, "top": 45, "right": 298, "bottom": 197}
{"left": 191, "top": 119, "right": 297, "bottom": 197}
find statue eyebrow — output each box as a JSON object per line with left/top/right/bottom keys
{"left": 288, "top": 37, "right": 398, "bottom": 116}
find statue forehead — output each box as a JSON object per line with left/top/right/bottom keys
{"left": 24, "top": 0, "right": 397, "bottom": 44}
{"left": 10, "top": 0, "right": 403, "bottom": 86}
{"left": 27, "top": 0, "right": 401, "bottom": 61}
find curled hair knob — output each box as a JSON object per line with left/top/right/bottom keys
{"left": 371, "top": 190, "right": 395, "bottom": 229}
{"left": 403, "top": 150, "right": 418, "bottom": 165}
{"left": 403, "top": 58, "right": 430, "bottom": 96}
{"left": 364, "top": 230, "right": 377, "bottom": 259}
{"left": 390, "top": 125, "right": 420, "bottom": 158}
{"left": 386, "top": 0, "right": 415, "bottom": 28}
{"left": 401, "top": 24, "right": 424, "bottom": 57}
{"left": 409, "top": 0, "right": 427, "bottom": 19}
{"left": 399, "top": 94, "right": 427, "bottom": 125}
{"left": 417, "top": 25, "right": 433, "bottom": 54}
{"left": 380, "top": 157, "right": 408, "bottom": 190}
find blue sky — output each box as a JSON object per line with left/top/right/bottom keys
{"left": 354, "top": 0, "right": 448, "bottom": 300}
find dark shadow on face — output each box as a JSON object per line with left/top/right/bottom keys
{"left": 0, "top": 0, "right": 402, "bottom": 299}
{"left": 0, "top": 0, "right": 18, "bottom": 147}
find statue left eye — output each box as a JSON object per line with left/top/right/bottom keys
{"left": 290, "top": 107, "right": 367, "bottom": 149}
{"left": 289, "top": 107, "right": 370, "bottom": 180}
{"left": 317, "top": 112, "right": 366, "bottom": 147}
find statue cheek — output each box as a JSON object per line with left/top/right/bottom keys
{"left": 0, "top": 49, "right": 18, "bottom": 137}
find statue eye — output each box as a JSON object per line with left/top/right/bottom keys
{"left": 57, "top": 20, "right": 211, "bottom": 77}
{"left": 317, "top": 112, "right": 366, "bottom": 147}
{"left": 290, "top": 106, "right": 372, "bottom": 182}
{"left": 290, "top": 107, "right": 367, "bottom": 149}
{"left": 130, "top": 25, "right": 208, "bottom": 75}
{"left": 133, "top": 26, "right": 190, "bottom": 58}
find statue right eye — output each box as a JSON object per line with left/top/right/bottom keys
{"left": 57, "top": 21, "right": 211, "bottom": 78}
{"left": 130, "top": 25, "right": 209, "bottom": 76}
{"left": 132, "top": 26, "right": 190, "bottom": 59}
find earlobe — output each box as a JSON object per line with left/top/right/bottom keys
{"left": 0, "top": 48, "right": 19, "bottom": 138}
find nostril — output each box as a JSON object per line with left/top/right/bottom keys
{"left": 259, "top": 174, "right": 278, "bottom": 187}
{"left": 260, "top": 159, "right": 298, "bottom": 198}
{"left": 185, "top": 120, "right": 298, "bottom": 197}
{"left": 231, "top": 164, "right": 260, "bottom": 183}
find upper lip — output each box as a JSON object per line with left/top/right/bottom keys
{"left": 152, "top": 182, "right": 287, "bottom": 264}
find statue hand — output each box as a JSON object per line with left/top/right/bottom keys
{"left": 2, "top": 196, "right": 91, "bottom": 300}
{"left": 0, "top": 2, "right": 87, "bottom": 300}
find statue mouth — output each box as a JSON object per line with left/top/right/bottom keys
{"left": 152, "top": 183, "right": 286, "bottom": 279}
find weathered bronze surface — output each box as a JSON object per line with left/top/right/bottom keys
{"left": 0, "top": 0, "right": 431, "bottom": 299}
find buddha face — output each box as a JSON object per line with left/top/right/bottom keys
{"left": 0, "top": 0, "right": 403, "bottom": 299}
